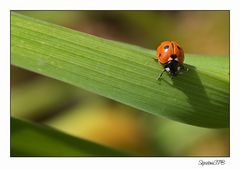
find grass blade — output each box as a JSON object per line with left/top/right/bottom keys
{"left": 11, "top": 12, "right": 229, "bottom": 128}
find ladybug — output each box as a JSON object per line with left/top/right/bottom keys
{"left": 155, "top": 41, "right": 185, "bottom": 79}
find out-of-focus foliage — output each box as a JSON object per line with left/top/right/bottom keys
{"left": 11, "top": 117, "right": 129, "bottom": 156}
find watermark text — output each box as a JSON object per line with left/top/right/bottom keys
{"left": 198, "top": 160, "right": 225, "bottom": 166}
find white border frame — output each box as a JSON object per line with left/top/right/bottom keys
{"left": 1, "top": 0, "right": 239, "bottom": 170}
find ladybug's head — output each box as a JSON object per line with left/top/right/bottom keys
{"left": 164, "top": 55, "right": 180, "bottom": 76}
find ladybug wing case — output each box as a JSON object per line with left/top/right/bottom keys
{"left": 157, "top": 41, "right": 173, "bottom": 64}
{"left": 173, "top": 42, "right": 184, "bottom": 65}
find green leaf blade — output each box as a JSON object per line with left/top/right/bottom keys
{"left": 11, "top": 12, "right": 229, "bottom": 128}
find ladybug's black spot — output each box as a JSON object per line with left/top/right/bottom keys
{"left": 177, "top": 46, "right": 181, "bottom": 50}
{"left": 164, "top": 45, "right": 169, "bottom": 50}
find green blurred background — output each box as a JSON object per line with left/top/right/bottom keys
{"left": 11, "top": 11, "right": 229, "bottom": 156}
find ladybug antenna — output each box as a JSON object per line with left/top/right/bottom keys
{"left": 156, "top": 70, "right": 166, "bottom": 80}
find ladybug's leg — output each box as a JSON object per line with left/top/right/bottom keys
{"left": 156, "top": 69, "right": 166, "bottom": 80}
{"left": 181, "top": 65, "right": 189, "bottom": 72}
{"left": 153, "top": 58, "right": 159, "bottom": 63}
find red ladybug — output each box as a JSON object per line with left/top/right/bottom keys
{"left": 155, "top": 41, "right": 185, "bottom": 79}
